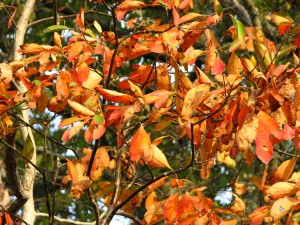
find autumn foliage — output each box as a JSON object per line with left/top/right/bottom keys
{"left": 1, "top": 0, "right": 300, "bottom": 224}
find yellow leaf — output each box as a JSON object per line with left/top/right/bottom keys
{"left": 265, "top": 12, "right": 294, "bottom": 26}
{"left": 266, "top": 182, "right": 300, "bottom": 200}
{"left": 270, "top": 197, "right": 299, "bottom": 222}
{"left": 143, "top": 144, "right": 172, "bottom": 169}
{"left": 82, "top": 69, "right": 102, "bottom": 89}
{"left": 68, "top": 100, "right": 95, "bottom": 116}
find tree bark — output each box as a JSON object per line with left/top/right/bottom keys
{"left": 12, "top": 0, "right": 37, "bottom": 224}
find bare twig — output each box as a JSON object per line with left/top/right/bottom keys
{"left": 87, "top": 188, "right": 100, "bottom": 225}
{"left": 35, "top": 213, "right": 96, "bottom": 225}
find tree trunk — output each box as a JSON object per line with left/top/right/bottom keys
{"left": 13, "top": 0, "right": 37, "bottom": 224}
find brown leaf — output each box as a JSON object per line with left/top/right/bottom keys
{"left": 180, "top": 84, "right": 210, "bottom": 123}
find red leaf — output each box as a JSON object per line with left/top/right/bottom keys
{"left": 255, "top": 111, "right": 286, "bottom": 164}
{"left": 211, "top": 55, "right": 225, "bottom": 75}
{"left": 129, "top": 125, "right": 151, "bottom": 162}
{"left": 5, "top": 212, "right": 13, "bottom": 225}
{"left": 295, "top": 34, "right": 300, "bottom": 48}
{"left": 277, "top": 23, "right": 290, "bottom": 36}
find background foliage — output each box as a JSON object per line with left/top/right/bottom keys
{"left": 0, "top": 0, "right": 300, "bottom": 224}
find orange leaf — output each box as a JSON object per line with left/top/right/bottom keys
{"left": 176, "top": 193, "right": 196, "bottom": 223}
{"left": 116, "top": 0, "right": 146, "bottom": 20}
{"left": 248, "top": 206, "right": 269, "bottom": 225}
{"left": 61, "top": 121, "right": 86, "bottom": 142}
{"left": 179, "top": 0, "right": 192, "bottom": 9}
{"left": 129, "top": 125, "right": 151, "bottom": 162}
{"left": 255, "top": 111, "right": 287, "bottom": 164}
{"left": 67, "top": 159, "right": 79, "bottom": 183}
{"left": 68, "top": 99, "right": 95, "bottom": 116}
{"left": 76, "top": 7, "right": 85, "bottom": 31}
{"left": 48, "top": 96, "right": 67, "bottom": 112}
{"left": 172, "top": 6, "right": 180, "bottom": 27}
{"left": 56, "top": 71, "right": 71, "bottom": 99}
{"left": 144, "top": 201, "right": 164, "bottom": 225}
{"left": 77, "top": 62, "right": 90, "bottom": 82}
{"left": 96, "top": 87, "right": 136, "bottom": 104}
{"left": 145, "top": 177, "right": 167, "bottom": 194}
{"left": 211, "top": 55, "right": 225, "bottom": 75}
{"left": 59, "top": 116, "right": 85, "bottom": 128}
{"left": 4, "top": 212, "right": 13, "bottom": 225}
{"left": 144, "top": 89, "right": 173, "bottom": 108}
{"left": 178, "top": 13, "right": 204, "bottom": 25}
{"left": 92, "top": 124, "right": 106, "bottom": 140}
{"left": 128, "top": 80, "right": 143, "bottom": 98}
{"left": 145, "top": 191, "right": 157, "bottom": 210}
{"left": 163, "top": 194, "right": 179, "bottom": 223}
{"left": 269, "top": 158, "right": 297, "bottom": 184}
{"left": 68, "top": 41, "right": 84, "bottom": 62}
{"left": 219, "top": 219, "right": 237, "bottom": 225}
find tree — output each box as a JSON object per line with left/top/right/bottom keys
{"left": 0, "top": 0, "right": 300, "bottom": 224}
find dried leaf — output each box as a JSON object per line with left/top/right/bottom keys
{"left": 180, "top": 84, "right": 210, "bottom": 123}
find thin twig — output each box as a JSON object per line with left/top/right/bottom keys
{"left": 8, "top": 112, "right": 79, "bottom": 159}
{"left": 35, "top": 213, "right": 96, "bottom": 225}
{"left": 116, "top": 211, "right": 142, "bottom": 225}
{"left": 274, "top": 149, "right": 300, "bottom": 158}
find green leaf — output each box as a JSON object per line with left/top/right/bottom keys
{"left": 23, "top": 135, "right": 34, "bottom": 161}
{"left": 93, "top": 114, "right": 104, "bottom": 124}
{"left": 33, "top": 80, "right": 41, "bottom": 86}
{"left": 231, "top": 16, "right": 245, "bottom": 42}
{"left": 43, "top": 25, "right": 71, "bottom": 33}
